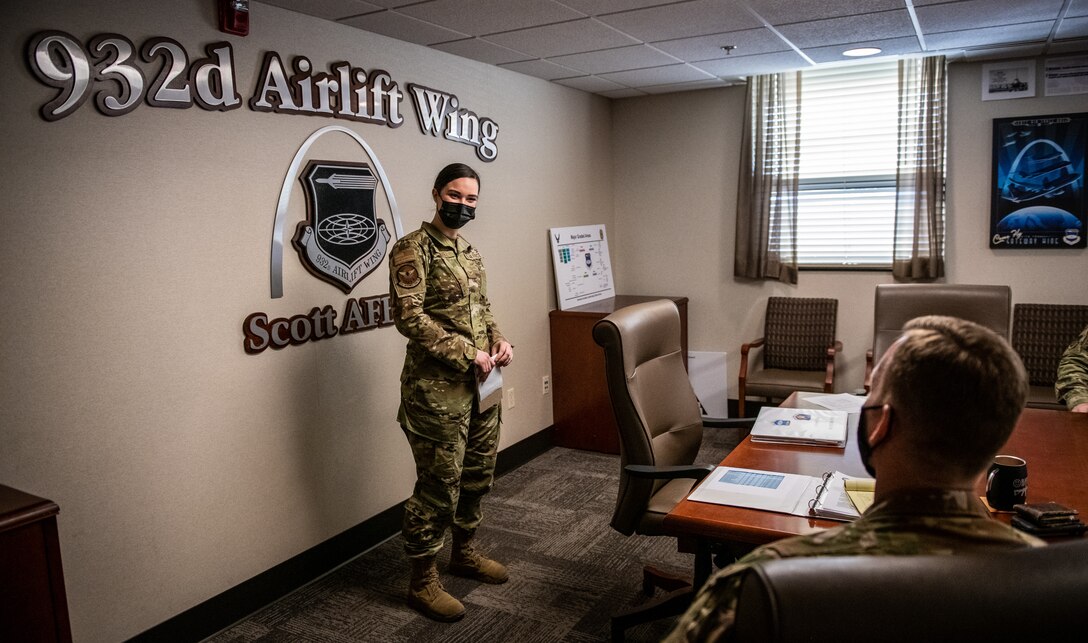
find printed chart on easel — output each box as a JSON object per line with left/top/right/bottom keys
{"left": 549, "top": 224, "right": 616, "bottom": 310}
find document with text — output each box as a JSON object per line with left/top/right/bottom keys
{"left": 688, "top": 467, "right": 869, "bottom": 521}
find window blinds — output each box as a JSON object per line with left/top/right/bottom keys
{"left": 790, "top": 60, "right": 939, "bottom": 268}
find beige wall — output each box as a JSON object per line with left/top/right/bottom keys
{"left": 612, "top": 60, "right": 1088, "bottom": 397}
{"left": 0, "top": 1, "right": 611, "bottom": 639}
{"left": 4, "top": 3, "right": 1086, "bottom": 639}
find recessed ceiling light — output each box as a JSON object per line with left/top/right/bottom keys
{"left": 843, "top": 47, "right": 882, "bottom": 57}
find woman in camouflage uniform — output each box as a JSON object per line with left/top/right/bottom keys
{"left": 389, "top": 163, "right": 513, "bottom": 622}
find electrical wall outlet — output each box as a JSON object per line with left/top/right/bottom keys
{"left": 506, "top": 387, "right": 515, "bottom": 409}
{"left": 542, "top": 375, "right": 551, "bottom": 395}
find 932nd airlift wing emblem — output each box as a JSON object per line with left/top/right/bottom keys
{"left": 293, "top": 160, "right": 391, "bottom": 293}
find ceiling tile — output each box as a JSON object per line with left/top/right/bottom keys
{"left": 484, "top": 18, "right": 639, "bottom": 58}
{"left": 263, "top": 0, "right": 1088, "bottom": 97}
{"left": 340, "top": 10, "right": 469, "bottom": 45}
{"left": 561, "top": 1, "right": 680, "bottom": 16}
{"left": 598, "top": 0, "right": 763, "bottom": 42}
{"left": 1057, "top": 16, "right": 1088, "bottom": 40}
{"left": 498, "top": 59, "right": 584, "bottom": 80}
{"left": 398, "top": 0, "right": 583, "bottom": 35}
{"left": 554, "top": 75, "right": 627, "bottom": 92}
{"left": 364, "top": 0, "right": 425, "bottom": 7}
{"left": 653, "top": 27, "right": 789, "bottom": 62}
{"left": 915, "top": 0, "right": 1064, "bottom": 33}
{"left": 776, "top": 10, "right": 916, "bottom": 48}
{"left": 259, "top": 0, "right": 382, "bottom": 20}
{"left": 693, "top": 50, "right": 810, "bottom": 76}
{"left": 598, "top": 63, "right": 715, "bottom": 86}
{"left": 431, "top": 38, "right": 532, "bottom": 65}
{"left": 925, "top": 21, "right": 1054, "bottom": 49}
{"left": 548, "top": 44, "right": 680, "bottom": 74}
{"left": 746, "top": 0, "right": 902, "bottom": 25}
{"left": 803, "top": 36, "right": 922, "bottom": 63}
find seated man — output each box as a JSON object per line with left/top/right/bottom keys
{"left": 666, "top": 315, "right": 1042, "bottom": 643}
{"left": 1056, "top": 323, "right": 1088, "bottom": 413}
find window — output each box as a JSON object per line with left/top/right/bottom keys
{"left": 790, "top": 61, "right": 944, "bottom": 268}
{"left": 736, "top": 56, "right": 946, "bottom": 283}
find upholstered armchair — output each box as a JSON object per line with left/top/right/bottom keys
{"left": 738, "top": 297, "right": 841, "bottom": 417}
{"left": 1011, "top": 303, "right": 1088, "bottom": 409}
{"left": 864, "top": 284, "right": 1011, "bottom": 391}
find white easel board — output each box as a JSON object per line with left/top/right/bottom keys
{"left": 549, "top": 225, "right": 616, "bottom": 310}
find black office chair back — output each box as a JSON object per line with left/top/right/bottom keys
{"left": 733, "top": 539, "right": 1088, "bottom": 642}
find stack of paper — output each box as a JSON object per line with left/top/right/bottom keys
{"left": 750, "top": 407, "right": 849, "bottom": 448}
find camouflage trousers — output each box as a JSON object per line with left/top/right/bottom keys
{"left": 400, "top": 385, "right": 500, "bottom": 559}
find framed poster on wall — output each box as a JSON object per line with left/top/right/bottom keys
{"left": 549, "top": 224, "right": 616, "bottom": 310}
{"left": 990, "top": 112, "right": 1087, "bottom": 249}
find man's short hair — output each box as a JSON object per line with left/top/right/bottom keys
{"left": 880, "top": 315, "right": 1028, "bottom": 477}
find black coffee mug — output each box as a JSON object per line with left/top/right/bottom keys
{"left": 986, "top": 455, "right": 1027, "bottom": 511}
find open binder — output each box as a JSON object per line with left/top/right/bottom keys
{"left": 687, "top": 467, "right": 873, "bottom": 522}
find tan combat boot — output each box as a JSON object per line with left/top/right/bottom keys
{"left": 407, "top": 556, "right": 466, "bottom": 622}
{"left": 450, "top": 529, "right": 509, "bottom": 584}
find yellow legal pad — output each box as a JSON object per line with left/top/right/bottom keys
{"left": 845, "top": 478, "right": 876, "bottom": 514}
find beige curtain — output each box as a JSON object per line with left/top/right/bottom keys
{"left": 893, "top": 56, "right": 947, "bottom": 280}
{"left": 734, "top": 72, "right": 801, "bottom": 285}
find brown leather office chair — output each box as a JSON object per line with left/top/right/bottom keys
{"left": 731, "top": 539, "right": 1088, "bottom": 642}
{"left": 592, "top": 299, "right": 753, "bottom": 642}
{"left": 865, "top": 284, "right": 1011, "bottom": 391}
{"left": 1011, "top": 303, "right": 1088, "bottom": 409}
{"left": 738, "top": 297, "right": 841, "bottom": 417}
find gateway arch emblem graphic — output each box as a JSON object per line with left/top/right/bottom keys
{"left": 293, "top": 160, "right": 391, "bottom": 293}
{"left": 269, "top": 125, "right": 403, "bottom": 299}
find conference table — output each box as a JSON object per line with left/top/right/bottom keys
{"left": 662, "top": 393, "right": 1088, "bottom": 586}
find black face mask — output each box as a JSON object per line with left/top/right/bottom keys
{"left": 438, "top": 200, "right": 475, "bottom": 229}
{"left": 857, "top": 405, "right": 882, "bottom": 478}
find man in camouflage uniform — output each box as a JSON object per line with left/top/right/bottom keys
{"left": 666, "top": 316, "right": 1042, "bottom": 642}
{"left": 1056, "top": 324, "right": 1088, "bottom": 412}
{"left": 389, "top": 165, "right": 512, "bottom": 623}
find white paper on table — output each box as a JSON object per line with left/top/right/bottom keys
{"left": 477, "top": 366, "right": 503, "bottom": 411}
{"left": 800, "top": 392, "right": 866, "bottom": 413}
{"left": 687, "top": 466, "right": 823, "bottom": 516}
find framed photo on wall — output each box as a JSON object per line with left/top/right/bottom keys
{"left": 982, "top": 60, "right": 1036, "bottom": 100}
{"left": 990, "top": 113, "right": 1087, "bottom": 249}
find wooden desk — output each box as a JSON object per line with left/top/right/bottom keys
{"left": 663, "top": 396, "right": 1088, "bottom": 583}
{"left": 0, "top": 484, "right": 72, "bottom": 642}
{"left": 549, "top": 295, "right": 687, "bottom": 454}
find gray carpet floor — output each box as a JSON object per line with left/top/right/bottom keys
{"left": 206, "top": 426, "right": 743, "bottom": 643}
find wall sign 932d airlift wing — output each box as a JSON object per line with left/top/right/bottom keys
{"left": 294, "top": 160, "right": 391, "bottom": 293}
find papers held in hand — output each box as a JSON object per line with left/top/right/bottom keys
{"left": 477, "top": 366, "right": 503, "bottom": 411}
{"left": 687, "top": 467, "right": 872, "bottom": 522}
{"left": 750, "top": 407, "right": 849, "bottom": 448}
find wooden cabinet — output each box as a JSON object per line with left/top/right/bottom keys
{"left": 549, "top": 295, "right": 688, "bottom": 454}
{"left": 0, "top": 484, "right": 72, "bottom": 643}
